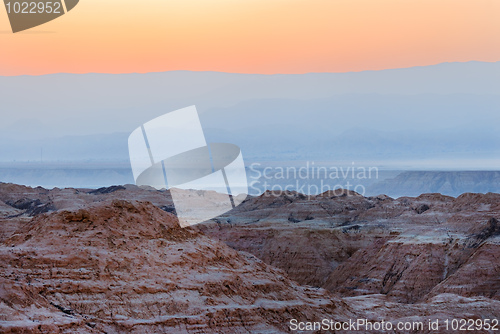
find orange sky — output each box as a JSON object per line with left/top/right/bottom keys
{"left": 0, "top": 0, "right": 499, "bottom": 75}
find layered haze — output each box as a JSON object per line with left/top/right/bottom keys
{"left": 0, "top": 61, "right": 499, "bottom": 162}
{"left": 0, "top": 61, "right": 499, "bottom": 193}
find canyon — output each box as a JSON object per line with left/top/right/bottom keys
{"left": 1, "top": 183, "right": 500, "bottom": 333}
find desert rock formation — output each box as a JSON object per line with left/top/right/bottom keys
{"left": 1, "top": 183, "right": 500, "bottom": 333}
{"left": 1, "top": 193, "right": 351, "bottom": 333}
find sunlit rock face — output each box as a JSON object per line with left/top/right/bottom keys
{"left": 0, "top": 197, "right": 351, "bottom": 333}
{"left": 200, "top": 190, "right": 500, "bottom": 324}
{"left": 1, "top": 183, "right": 500, "bottom": 333}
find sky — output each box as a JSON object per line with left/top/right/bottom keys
{"left": 0, "top": 0, "right": 499, "bottom": 75}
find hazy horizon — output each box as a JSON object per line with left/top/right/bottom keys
{"left": 1, "top": 61, "right": 499, "bottom": 191}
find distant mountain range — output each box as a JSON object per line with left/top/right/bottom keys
{"left": 0, "top": 60, "right": 498, "bottom": 140}
{"left": 367, "top": 171, "right": 500, "bottom": 198}
{"left": 0, "top": 61, "right": 498, "bottom": 189}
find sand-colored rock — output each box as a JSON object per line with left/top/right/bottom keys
{"left": 2, "top": 183, "right": 500, "bottom": 333}
{"left": 201, "top": 190, "right": 500, "bottom": 306}
{"left": 1, "top": 199, "right": 351, "bottom": 333}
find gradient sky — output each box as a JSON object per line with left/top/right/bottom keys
{"left": 0, "top": 0, "right": 499, "bottom": 75}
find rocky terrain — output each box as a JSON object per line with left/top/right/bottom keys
{"left": 201, "top": 190, "right": 500, "bottom": 299}
{"left": 0, "top": 184, "right": 354, "bottom": 333}
{"left": 1, "top": 182, "right": 500, "bottom": 333}
{"left": 200, "top": 189, "right": 500, "bottom": 332}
